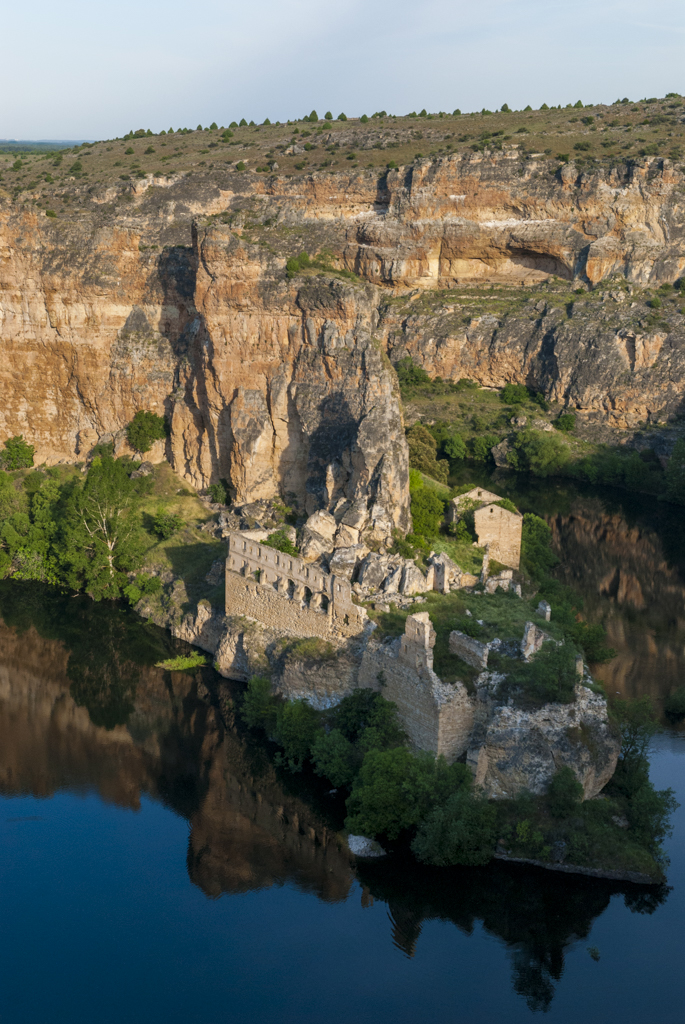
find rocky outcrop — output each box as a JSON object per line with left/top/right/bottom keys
{"left": 467, "top": 683, "right": 620, "bottom": 800}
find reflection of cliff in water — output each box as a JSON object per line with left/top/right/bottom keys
{"left": 549, "top": 498, "right": 685, "bottom": 705}
{"left": 0, "top": 582, "right": 669, "bottom": 1013}
{"left": 0, "top": 583, "right": 353, "bottom": 903}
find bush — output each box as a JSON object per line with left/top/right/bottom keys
{"left": 410, "top": 488, "right": 445, "bottom": 538}
{"left": 123, "top": 572, "right": 162, "bottom": 605}
{"left": 285, "top": 251, "right": 312, "bottom": 278}
{"left": 506, "top": 642, "right": 579, "bottom": 705}
{"left": 208, "top": 479, "right": 229, "bottom": 504}
{"left": 152, "top": 511, "right": 184, "bottom": 539}
{"left": 510, "top": 429, "right": 570, "bottom": 477}
{"left": 155, "top": 650, "right": 207, "bottom": 671}
{"left": 555, "top": 413, "right": 576, "bottom": 433}
{"left": 547, "top": 766, "right": 583, "bottom": 817}
{"left": 235, "top": 161, "right": 246, "bottom": 171}
{"left": 500, "top": 383, "right": 529, "bottom": 405}
{"left": 412, "top": 789, "right": 497, "bottom": 866}
{"left": 395, "top": 356, "right": 431, "bottom": 388}
{"left": 338, "top": 112, "right": 347, "bottom": 121}
{"left": 263, "top": 529, "right": 298, "bottom": 557}
{"left": 1, "top": 435, "right": 35, "bottom": 470}
{"left": 126, "top": 411, "right": 166, "bottom": 455}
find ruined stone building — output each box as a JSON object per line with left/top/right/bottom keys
{"left": 474, "top": 503, "right": 522, "bottom": 569}
{"left": 448, "top": 486, "right": 523, "bottom": 569}
{"left": 225, "top": 531, "right": 368, "bottom": 639}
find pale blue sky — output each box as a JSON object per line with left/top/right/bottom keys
{"left": 2, "top": 0, "right": 683, "bottom": 139}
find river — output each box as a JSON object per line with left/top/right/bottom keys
{"left": 0, "top": 476, "right": 683, "bottom": 1024}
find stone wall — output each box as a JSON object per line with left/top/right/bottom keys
{"left": 226, "top": 531, "right": 367, "bottom": 638}
{"left": 359, "top": 613, "right": 474, "bottom": 763}
{"left": 474, "top": 504, "right": 522, "bottom": 569}
{"left": 449, "top": 630, "right": 490, "bottom": 670}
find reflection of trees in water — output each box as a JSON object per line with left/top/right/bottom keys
{"left": 355, "top": 855, "right": 669, "bottom": 1012}
{"left": 0, "top": 581, "right": 184, "bottom": 729}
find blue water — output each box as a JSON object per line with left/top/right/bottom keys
{"left": 1, "top": 733, "right": 682, "bottom": 1024}
{"left": 1, "top": 469, "right": 685, "bottom": 1024}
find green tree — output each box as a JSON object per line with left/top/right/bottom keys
{"left": 471, "top": 434, "right": 500, "bottom": 462}
{"left": 410, "top": 488, "right": 445, "bottom": 537}
{"left": 1, "top": 435, "right": 35, "bottom": 470}
{"left": 241, "top": 675, "right": 279, "bottom": 732}
{"left": 547, "top": 765, "right": 583, "bottom": 817}
{"left": 411, "top": 789, "right": 497, "bottom": 865}
{"left": 395, "top": 356, "right": 431, "bottom": 388}
{"left": 511, "top": 429, "right": 570, "bottom": 477}
{"left": 334, "top": 689, "right": 406, "bottom": 752}
{"left": 311, "top": 729, "right": 358, "bottom": 787}
{"left": 345, "top": 747, "right": 469, "bottom": 840}
{"left": 126, "top": 410, "right": 167, "bottom": 455}
{"left": 500, "top": 383, "right": 529, "bottom": 405}
{"left": 555, "top": 413, "right": 576, "bottom": 433}
{"left": 444, "top": 433, "right": 467, "bottom": 460}
{"left": 58, "top": 455, "right": 147, "bottom": 600}
{"left": 263, "top": 529, "right": 298, "bottom": 557}
{"left": 506, "top": 642, "right": 579, "bottom": 704}
{"left": 406, "top": 423, "right": 449, "bottom": 483}
{"left": 275, "top": 698, "right": 321, "bottom": 770}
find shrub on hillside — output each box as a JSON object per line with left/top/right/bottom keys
{"left": 152, "top": 511, "right": 184, "bottom": 540}
{"left": 1, "top": 435, "right": 35, "bottom": 470}
{"left": 126, "top": 411, "right": 167, "bottom": 455}
{"left": 410, "top": 488, "right": 445, "bottom": 538}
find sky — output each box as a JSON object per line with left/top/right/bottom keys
{"left": 1, "top": 0, "right": 684, "bottom": 140}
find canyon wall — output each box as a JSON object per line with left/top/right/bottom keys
{"left": 1, "top": 151, "right": 685, "bottom": 499}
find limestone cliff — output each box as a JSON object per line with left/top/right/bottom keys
{"left": 1, "top": 151, "right": 684, "bottom": 499}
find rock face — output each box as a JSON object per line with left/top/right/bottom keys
{"left": 467, "top": 684, "right": 620, "bottom": 800}
{"left": 2, "top": 153, "right": 685, "bottom": 502}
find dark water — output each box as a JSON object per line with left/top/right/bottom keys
{"left": 1, "top": 477, "right": 684, "bottom": 1024}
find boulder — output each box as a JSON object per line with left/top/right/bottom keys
{"left": 130, "top": 461, "right": 154, "bottom": 479}
{"left": 304, "top": 509, "right": 337, "bottom": 542}
{"left": 357, "top": 553, "right": 400, "bottom": 593}
{"left": 399, "top": 561, "right": 430, "bottom": 595}
{"left": 341, "top": 499, "right": 370, "bottom": 531}
{"left": 382, "top": 564, "right": 404, "bottom": 594}
{"left": 347, "top": 835, "right": 386, "bottom": 858}
{"left": 335, "top": 523, "right": 360, "bottom": 548}
{"left": 329, "top": 544, "right": 368, "bottom": 579}
{"left": 491, "top": 439, "right": 511, "bottom": 468}
{"left": 532, "top": 418, "right": 554, "bottom": 432}
{"left": 299, "top": 528, "right": 335, "bottom": 562}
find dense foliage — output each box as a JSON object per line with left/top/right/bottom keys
{"left": 0, "top": 455, "right": 157, "bottom": 599}
{"left": 126, "top": 411, "right": 167, "bottom": 455}
{"left": 406, "top": 423, "right": 449, "bottom": 484}
{"left": 1, "top": 435, "right": 35, "bottom": 470}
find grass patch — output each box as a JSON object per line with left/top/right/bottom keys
{"left": 155, "top": 650, "right": 208, "bottom": 671}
